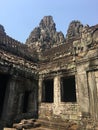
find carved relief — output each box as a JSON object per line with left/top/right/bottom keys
{"left": 81, "top": 25, "right": 92, "bottom": 51}
{"left": 92, "top": 29, "right": 98, "bottom": 44}
{"left": 66, "top": 20, "right": 83, "bottom": 39}
{"left": 25, "top": 16, "right": 65, "bottom": 52}
{"left": 73, "top": 25, "right": 95, "bottom": 57}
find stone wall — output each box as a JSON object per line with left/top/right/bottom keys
{"left": 0, "top": 74, "right": 38, "bottom": 127}
{"left": 37, "top": 18, "right": 98, "bottom": 126}
{"left": 0, "top": 34, "right": 38, "bottom": 62}
{"left": 0, "top": 16, "right": 98, "bottom": 130}
{"left": 0, "top": 26, "right": 38, "bottom": 128}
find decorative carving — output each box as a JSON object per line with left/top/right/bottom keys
{"left": 25, "top": 16, "right": 65, "bottom": 52}
{"left": 66, "top": 20, "right": 83, "bottom": 40}
{"left": 81, "top": 25, "right": 92, "bottom": 51}
{"left": 92, "top": 29, "right": 98, "bottom": 44}
{"left": 73, "top": 25, "right": 96, "bottom": 57}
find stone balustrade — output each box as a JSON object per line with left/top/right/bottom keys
{"left": 0, "top": 35, "right": 38, "bottom": 62}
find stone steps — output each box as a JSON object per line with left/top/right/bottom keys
{"left": 4, "top": 118, "right": 79, "bottom": 130}
{"left": 28, "top": 127, "right": 54, "bottom": 130}
{"left": 37, "top": 119, "right": 79, "bottom": 130}
{"left": 4, "top": 127, "right": 54, "bottom": 130}
{"left": 3, "top": 119, "right": 55, "bottom": 130}
{"left": 12, "top": 119, "right": 41, "bottom": 130}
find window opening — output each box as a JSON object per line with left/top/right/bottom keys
{"left": 61, "top": 76, "right": 76, "bottom": 102}
{"left": 42, "top": 79, "right": 54, "bottom": 103}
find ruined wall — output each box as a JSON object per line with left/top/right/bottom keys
{"left": 37, "top": 18, "right": 98, "bottom": 125}
{"left": 25, "top": 16, "right": 65, "bottom": 52}
{"left": 38, "top": 48, "right": 80, "bottom": 121}
{"left": 38, "top": 62, "right": 79, "bottom": 122}
{"left": 0, "top": 16, "right": 98, "bottom": 130}
{"left": 0, "top": 26, "right": 38, "bottom": 127}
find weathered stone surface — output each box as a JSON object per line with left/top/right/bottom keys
{"left": 13, "top": 119, "right": 41, "bottom": 129}
{"left": 0, "top": 34, "right": 38, "bottom": 62}
{"left": 66, "top": 20, "right": 83, "bottom": 40}
{"left": 93, "top": 29, "right": 98, "bottom": 43}
{"left": 0, "top": 16, "right": 98, "bottom": 130}
{"left": 4, "top": 128, "right": 16, "bottom": 130}
{"left": 26, "top": 16, "right": 65, "bottom": 52}
{"left": 0, "top": 24, "right": 6, "bottom": 35}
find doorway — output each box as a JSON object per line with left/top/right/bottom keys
{"left": 42, "top": 79, "right": 54, "bottom": 103}
{"left": 0, "top": 74, "right": 9, "bottom": 118}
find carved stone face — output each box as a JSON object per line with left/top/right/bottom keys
{"left": 66, "top": 21, "right": 83, "bottom": 39}
{"left": 93, "top": 29, "right": 98, "bottom": 43}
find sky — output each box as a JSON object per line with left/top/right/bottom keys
{"left": 0, "top": 0, "right": 98, "bottom": 43}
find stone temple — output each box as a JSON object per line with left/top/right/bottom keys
{"left": 0, "top": 16, "right": 98, "bottom": 130}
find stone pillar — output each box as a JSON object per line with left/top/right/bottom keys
{"left": 28, "top": 90, "right": 38, "bottom": 114}
{"left": 2, "top": 78, "right": 19, "bottom": 122}
{"left": 38, "top": 77, "right": 43, "bottom": 117}
{"left": 17, "top": 93, "right": 24, "bottom": 114}
{"left": 53, "top": 75, "right": 61, "bottom": 115}
{"left": 88, "top": 71, "right": 98, "bottom": 119}
{"left": 76, "top": 71, "right": 90, "bottom": 116}
{"left": 54, "top": 76, "right": 61, "bottom": 104}
{"left": 33, "top": 80, "right": 38, "bottom": 117}
{"left": 27, "top": 92, "right": 34, "bottom": 112}
{"left": 38, "top": 78, "right": 43, "bottom": 105}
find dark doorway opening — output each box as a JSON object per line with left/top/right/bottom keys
{"left": 23, "top": 91, "right": 30, "bottom": 113}
{"left": 42, "top": 79, "right": 54, "bottom": 103}
{"left": 0, "top": 74, "right": 9, "bottom": 118}
{"left": 61, "top": 76, "right": 76, "bottom": 102}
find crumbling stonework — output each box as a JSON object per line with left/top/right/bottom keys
{"left": 26, "top": 16, "right": 65, "bottom": 52}
{"left": 0, "top": 16, "right": 98, "bottom": 130}
{"left": 66, "top": 20, "right": 83, "bottom": 40}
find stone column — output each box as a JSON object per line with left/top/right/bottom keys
{"left": 2, "top": 78, "right": 19, "bottom": 121}
{"left": 38, "top": 78, "right": 43, "bottom": 105}
{"left": 76, "top": 71, "right": 90, "bottom": 116}
{"left": 54, "top": 76, "right": 61, "bottom": 104}
{"left": 38, "top": 77, "right": 43, "bottom": 118}
{"left": 28, "top": 90, "right": 38, "bottom": 114}
{"left": 53, "top": 75, "right": 61, "bottom": 115}
{"left": 88, "top": 71, "right": 98, "bottom": 119}
{"left": 17, "top": 93, "right": 24, "bottom": 114}
{"left": 27, "top": 92, "right": 34, "bottom": 112}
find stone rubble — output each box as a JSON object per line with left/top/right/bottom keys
{"left": 13, "top": 119, "right": 41, "bottom": 130}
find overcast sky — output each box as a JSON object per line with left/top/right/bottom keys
{"left": 0, "top": 0, "right": 98, "bottom": 43}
